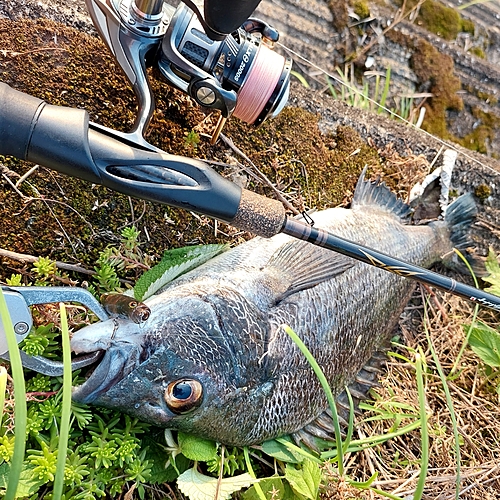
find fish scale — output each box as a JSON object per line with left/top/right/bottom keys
{"left": 71, "top": 174, "right": 476, "bottom": 445}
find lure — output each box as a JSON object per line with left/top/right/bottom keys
{"left": 100, "top": 293, "right": 151, "bottom": 324}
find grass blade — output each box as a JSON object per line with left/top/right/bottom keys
{"left": 0, "top": 289, "right": 27, "bottom": 500}
{"left": 282, "top": 325, "right": 345, "bottom": 475}
{"left": 342, "top": 387, "right": 354, "bottom": 454}
{"left": 290, "top": 70, "right": 310, "bottom": 88}
{"left": 243, "top": 447, "right": 266, "bottom": 500}
{"left": 379, "top": 67, "right": 391, "bottom": 111}
{"left": 52, "top": 303, "right": 72, "bottom": 500}
{"left": 0, "top": 366, "right": 7, "bottom": 420}
{"left": 450, "top": 249, "right": 480, "bottom": 375}
{"left": 413, "top": 350, "right": 429, "bottom": 500}
{"left": 423, "top": 304, "right": 461, "bottom": 500}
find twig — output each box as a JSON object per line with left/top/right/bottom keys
{"left": 0, "top": 47, "right": 68, "bottom": 58}
{"left": 218, "top": 133, "right": 300, "bottom": 215}
{"left": 0, "top": 248, "right": 96, "bottom": 276}
{"left": 15, "top": 165, "right": 39, "bottom": 188}
{"left": 2, "top": 173, "right": 25, "bottom": 198}
{"left": 0, "top": 164, "right": 20, "bottom": 179}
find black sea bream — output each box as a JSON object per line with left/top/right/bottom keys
{"left": 71, "top": 174, "right": 476, "bottom": 445}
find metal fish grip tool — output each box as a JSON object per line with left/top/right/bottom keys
{"left": 0, "top": 287, "right": 108, "bottom": 376}
{"left": 0, "top": 0, "right": 500, "bottom": 380}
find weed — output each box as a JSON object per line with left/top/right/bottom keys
{"left": 184, "top": 130, "right": 200, "bottom": 151}
{"left": 327, "top": 65, "right": 423, "bottom": 125}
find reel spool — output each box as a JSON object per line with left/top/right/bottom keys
{"left": 158, "top": 2, "right": 291, "bottom": 141}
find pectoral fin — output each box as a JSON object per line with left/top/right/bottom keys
{"left": 265, "top": 239, "right": 354, "bottom": 302}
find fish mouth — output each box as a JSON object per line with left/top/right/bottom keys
{"left": 71, "top": 318, "right": 145, "bottom": 404}
{"left": 72, "top": 347, "right": 129, "bottom": 403}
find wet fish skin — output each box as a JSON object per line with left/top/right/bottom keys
{"left": 71, "top": 176, "right": 475, "bottom": 445}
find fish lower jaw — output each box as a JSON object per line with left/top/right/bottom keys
{"left": 71, "top": 347, "right": 130, "bottom": 404}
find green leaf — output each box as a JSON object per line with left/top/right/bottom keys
{"left": 284, "top": 459, "right": 321, "bottom": 500}
{"left": 132, "top": 244, "right": 229, "bottom": 300}
{"left": 261, "top": 439, "right": 304, "bottom": 463}
{"left": 143, "top": 434, "right": 190, "bottom": 484}
{"left": 178, "top": 432, "right": 218, "bottom": 462}
{"left": 467, "top": 322, "right": 500, "bottom": 368}
{"left": 243, "top": 477, "right": 296, "bottom": 500}
{"left": 0, "top": 463, "right": 46, "bottom": 498}
{"left": 177, "top": 467, "right": 257, "bottom": 500}
{"left": 149, "top": 458, "right": 189, "bottom": 485}
{"left": 483, "top": 248, "right": 500, "bottom": 296}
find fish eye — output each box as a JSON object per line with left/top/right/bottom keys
{"left": 164, "top": 379, "right": 203, "bottom": 414}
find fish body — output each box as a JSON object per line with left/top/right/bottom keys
{"left": 71, "top": 175, "right": 475, "bottom": 445}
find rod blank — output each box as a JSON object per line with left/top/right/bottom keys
{"left": 282, "top": 217, "right": 500, "bottom": 311}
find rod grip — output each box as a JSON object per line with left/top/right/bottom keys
{"left": 231, "top": 188, "right": 286, "bottom": 237}
{"left": 0, "top": 82, "right": 45, "bottom": 159}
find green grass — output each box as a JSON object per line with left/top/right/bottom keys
{"left": 0, "top": 289, "right": 27, "bottom": 500}
{"left": 52, "top": 304, "right": 72, "bottom": 500}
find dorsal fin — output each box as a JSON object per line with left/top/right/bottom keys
{"left": 265, "top": 240, "right": 354, "bottom": 303}
{"left": 352, "top": 167, "right": 411, "bottom": 219}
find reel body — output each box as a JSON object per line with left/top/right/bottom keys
{"left": 85, "top": 0, "right": 291, "bottom": 143}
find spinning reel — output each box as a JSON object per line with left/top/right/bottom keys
{"left": 85, "top": 0, "right": 291, "bottom": 145}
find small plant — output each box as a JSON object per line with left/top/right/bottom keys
{"left": 32, "top": 257, "right": 58, "bottom": 285}
{"left": 91, "top": 225, "right": 150, "bottom": 295}
{"left": 327, "top": 65, "right": 424, "bottom": 125}
{"left": 184, "top": 130, "right": 200, "bottom": 151}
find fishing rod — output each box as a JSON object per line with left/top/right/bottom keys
{"left": 1, "top": 81, "right": 499, "bottom": 312}
{"left": 1, "top": 0, "right": 500, "bottom": 314}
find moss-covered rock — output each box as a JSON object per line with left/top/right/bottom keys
{"left": 410, "top": 39, "right": 463, "bottom": 138}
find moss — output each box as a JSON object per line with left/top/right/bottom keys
{"left": 461, "top": 17, "right": 475, "bottom": 35}
{"left": 456, "top": 107, "right": 500, "bottom": 154}
{"left": 418, "top": 0, "right": 462, "bottom": 40}
{"left": 327, "top": 0, "right": 349, "bottom": 32}
{"left": 462, "top": 84, "right": 498, "bottom": 105}
{"left": 410, "top": 39, "right": 463, "bottom": 138}
{"left": 395, "top": 0, "right": 474, "bottom": 41}
{"left": 352, "top": 0, "right": 370, "bottom": 19}
{"left": 469, "top": 46, "right": 485, "bottom": 59}
{"left": 224, "top": 108, "right": 380, "bottom": 209}
{"left": 459, "top": 125, "right": 493, "bottom": 154}
{"left": 474, "top": 184, "right": 492, "bottom": 201}
{"left": 476, "top": 91, "right": 497, "bottom": 105}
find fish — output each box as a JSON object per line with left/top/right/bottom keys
{"left": 70, "top": 173, "right": 476, "bottom": 446}
{"left": 100, "top": 293, "right": 151, "bottom": 324}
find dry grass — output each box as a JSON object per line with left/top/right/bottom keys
{"left": 322, "top": 287, "right": 500, "bottom": 499}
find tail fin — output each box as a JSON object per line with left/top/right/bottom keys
{"left": 444, "top": 194, "right": 477, "bottom": 250}
{"left": 442, "top": 194, "right": 483, "bottom": 273}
